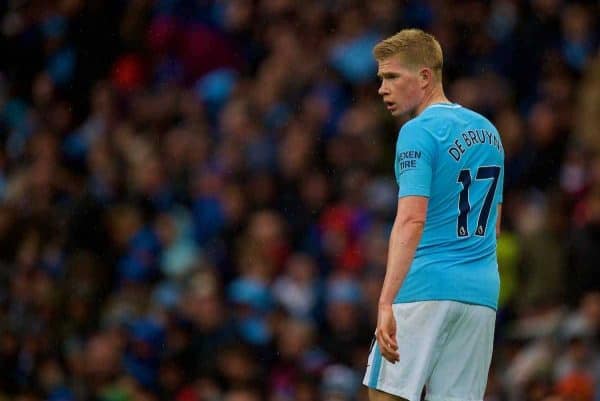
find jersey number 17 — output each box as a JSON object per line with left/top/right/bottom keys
{"left": 456, "top": 166, "right": 501, "bottom": 237}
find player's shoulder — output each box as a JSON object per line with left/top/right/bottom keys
{"left": 454, "top": 105, "right": 498, "bottom": 131}
{"left": 425, "top": 104, "right": 500, "bottom": 139}
{"left": 400, "top": 105, "right": 455, "bottom": 143}
{"left": 399, "top": 116, "right": 426, "bottom": 134}
{"left": 397, "top": 117, "right": 437, "bottom": 148}
{"left": 399, "top": 109, "right": 442, "bottom": 138}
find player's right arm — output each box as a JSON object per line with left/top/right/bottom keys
{"left": 376, "top": 122, "right": 436, "bottom": 363}
{"left": 377, "top": 196, "right": 428, "bottom": 363}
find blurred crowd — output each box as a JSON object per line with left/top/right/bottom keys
{"left": 0, "top": 0, "right": 599, "bottom": 400}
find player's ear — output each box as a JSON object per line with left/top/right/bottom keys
{"left": 419, "top": 67, "right": 432, "bottom": 89}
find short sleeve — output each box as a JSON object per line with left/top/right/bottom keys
{"left": 394, "top": 122, "right": 437, "bottom": 198}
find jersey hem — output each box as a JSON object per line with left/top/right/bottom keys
{"left": 398, "top": 192, "right": 431, "bottom": 198}
{"left": 392, "top": 297, "right": 497, "bottom": 311}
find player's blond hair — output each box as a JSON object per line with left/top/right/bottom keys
{"left": 373, "top": 29, "right": 443, "bottom": 82}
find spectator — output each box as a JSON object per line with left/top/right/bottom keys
{"left": 0, "top": 1, "right": 598, "bottom": 400}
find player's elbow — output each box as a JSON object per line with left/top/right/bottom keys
{"left": 395, "top": 214, "right": 426, "bottom": 231}
{"left": 395, "top": 196, "right": 428, "bottom": 232}
{"left": 392, "top": 216, "right": 425, "bottom": 245}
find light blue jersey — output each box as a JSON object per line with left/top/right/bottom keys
{"left": 393, "top": 103, "right": 504, "bottom": 310}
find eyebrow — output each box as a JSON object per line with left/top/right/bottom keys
{"left": 377, "top": 72, "right": 399, "bottom": 79}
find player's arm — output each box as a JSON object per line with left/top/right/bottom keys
{"left": 376, "top": 123, "right": 435, "bottom": 363}
{"left": 376, "top": 196, "right": 428, "bottom": 363}
{"left": 496, "top": 204, "right": 502, "bottom": 237}
{"left": 379, "top": 197, "right": 428, "bottom": 305}
{"left": 496, "top": 152, "right": 504, "bottom": 238}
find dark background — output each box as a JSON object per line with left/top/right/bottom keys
{"left": 0, "top": 1, "right": 599, "bottom": 400}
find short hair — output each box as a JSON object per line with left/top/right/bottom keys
{"left": 373, "top": 29, "right": 443, "bottom": 81}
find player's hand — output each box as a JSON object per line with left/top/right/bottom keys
{"left": 375, "top": 304, "right": 399, "bottom": 363}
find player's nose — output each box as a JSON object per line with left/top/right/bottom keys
{"left": 378, "top": 82, "right": 388, "bottom": 96}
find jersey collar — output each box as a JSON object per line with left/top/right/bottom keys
{"left": 426, "top": 102, "right": 461, "bottom": 109}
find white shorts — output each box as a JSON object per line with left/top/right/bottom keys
{"left": 363, "top": 301, "right": 495, "bottom": 401}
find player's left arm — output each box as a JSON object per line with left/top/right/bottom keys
{"left": 495, "top": 155, "right": 504, "bottom": 238}
{"left": 496, "top": 204, "right": 502, "bottom": 237}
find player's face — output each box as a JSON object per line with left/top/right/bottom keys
{"left": 377, "top": 56, "right": 423, "bottom": 117}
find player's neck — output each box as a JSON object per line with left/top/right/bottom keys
{"left": 415, "top": 86, "right": 450, "bottom": 116}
